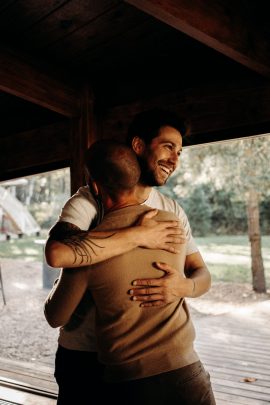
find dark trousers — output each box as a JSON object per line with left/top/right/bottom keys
{"left": 55, "top": 346, "right": 215, "bottom": 405}
{"left": 54, "top": 345, "right": 105, "bottom": 405}
{"left": 107, "top": 361, "right": 216, "bottom": 405}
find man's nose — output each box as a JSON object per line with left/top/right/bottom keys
{"left": 169, "top": 151, "right": 179, "bottom": 164}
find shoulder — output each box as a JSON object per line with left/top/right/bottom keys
{"left": 148, "top": 188, "right": 186, "bottom": 219}
{"left": 147, "top": 189, "right": 198, "bottom": 254}
{"left": 59, "top": 186, "right": 99, "bottom": 231}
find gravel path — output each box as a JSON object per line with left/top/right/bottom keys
{"left": 0, "top": 259, "right": 58, "bottom": 368}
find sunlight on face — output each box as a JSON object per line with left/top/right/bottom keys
{"left": 139, "top": 126, "right": 183, "bottom": 186}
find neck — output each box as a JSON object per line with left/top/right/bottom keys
{"left": 104, "top": 190, "right": 141, "bottom": 214}
{"left": 134, "top": 183, "right": 152, "bottom": 203}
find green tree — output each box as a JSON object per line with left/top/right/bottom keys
{"left": 164, "top": 134, "right": 270, "bottom": 292}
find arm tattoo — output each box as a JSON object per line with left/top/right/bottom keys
{"left": 62, "top": 232, "right": 116, "bottom": 265}
{"left": 48, "top": 222, "right": 82, "bottom": 241}
{"left": 48, "top": 221, "right": 116, "bottom": 265}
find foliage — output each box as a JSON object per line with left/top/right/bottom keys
{"left": 160, "top": 134, "right": 270, "bottom": 236}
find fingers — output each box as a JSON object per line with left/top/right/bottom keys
{"left": 141, "top": 209, "right": 158, "bottom": 219}
{"left": 164, "top": 235, "right": 186, "bottom": 244}
{"left": 131, "top": 278, "right": 163, "bottom": 287}
{"left": 128, "top": 288, "right": 165, "bottom": 306}
{"left": 154, "top": 262, "right": 177, "bottom": 272}
{"left": 140, "top": 301, "right": 165, "bottom": 307}
{"left": 128, "top": 287, "right": 162, "bottom": 297}
{"left": 157, "top": 221, "right": 183, "bottom": 232}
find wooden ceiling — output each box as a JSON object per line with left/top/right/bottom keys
{"left": 1, "top": 0, "right": 270, "bottom": 186}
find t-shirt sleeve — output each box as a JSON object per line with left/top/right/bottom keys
{"left": 58, "top": 187, "right": 98, "bottom": 231}
{"left": 173, "top": 201, "right": 198, "bottom": 256}
{"left": 145, "top": 189, "right": 198, "bottom": 256}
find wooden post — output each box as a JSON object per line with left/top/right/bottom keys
{"left": 70, "top": 83, "right": 97, "bottom": 195}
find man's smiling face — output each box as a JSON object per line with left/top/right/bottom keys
{"left": 137, "top": 126, "right": 182, "bottom": 187}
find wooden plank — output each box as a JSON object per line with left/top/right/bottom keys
{"left": 0, "top": 385, "right": 56, "bottom": 405}
{"left": 0, "top": 357, "right": 57, "bottom": 396}
{"left": 205, "top": 365, "right": 270, "bottom": 384}
{"left": 208, "top": 370, "right": 270, "bottom": 389}
{"left": 0, "top": 121, "right": 71, "bottom": 181}
{"left": 48, "top": 3, "right": 150, "bottom": 65}
{"left": 214, "top": 390, "right": 270, "bottom": 405}
{"left": 125, "top": 0, "right": 270, "bottom": 77}
{"left": 0, "top": 0, "right": 15, "bottom": 13}
{"left": 212, "top": 383, "right": 270, "bottom": 402}
{"left": 199, "top": 352, "right": 270, "bottom": 374}
{"left": 192, "top": 308, "right": 270, "bottom": 404}
{"left": 213, "top": 377, "right": 270, "bottom": 396}
{"left": 196, "top": 343, "right": 270, "bottom": 361}
{"left": 19, "top": 0, "right": 121, "bottom": 50}
{"left": 197, "top": 330, "right": 270, "bottom": 345}
{"left": 100, "top": 80, "right": 270, "bottom": 145}
{"left": 0, "top": 47, "right": 80, "bottom": 117}
{"left": 79, "top": 12, "right": 173, "bottom": 73}
{"left": 0, "top": 0, "right": 67, "bottom": 34}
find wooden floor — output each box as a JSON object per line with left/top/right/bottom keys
{"left": 193, "top": 300, "right": 270, "bottom": 404}
{"left": 0, "top": 357, "right": 57, "bottom": 405}
{"left": 0, "top": 301, "right": 269, "bottom": 404}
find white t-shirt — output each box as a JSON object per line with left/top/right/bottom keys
{"left": 58, "top": 186, "right": 198, "bottom": 351}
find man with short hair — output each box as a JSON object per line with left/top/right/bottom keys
{"left": 45, "top": 139, "right": 215, "bottom": 404}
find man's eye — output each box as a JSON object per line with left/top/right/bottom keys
{"left": 165, "top": 144, "right": 173, "bottom": 150}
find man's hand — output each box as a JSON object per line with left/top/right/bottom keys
{"left": 136, "top": 209, "right": 186, "bottom": 253}
{"left": 128, "top": 262, "right": 194, "bottom": 307}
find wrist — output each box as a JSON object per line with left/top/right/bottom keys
{"left": 127, "top": 226, "right": 143, "bottom": 248}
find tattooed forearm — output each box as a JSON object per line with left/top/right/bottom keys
{"left": 61, "top": 232, "right": 117, "bottom": 265}
{"left": 48, "top": 222, "right": 82, "bottom": 241}
{"left": 46, "top": 220, "right": 139, "bottom": 268}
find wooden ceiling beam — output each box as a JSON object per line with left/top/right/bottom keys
{"left": 125, "top": 0, "right": 270, "bottom": 77}
{"left": 0, "top": 121, "right": 71, "bottom": 181}
{"left": 100, "top": 80, "right": 270, "bottom": 144}
{"left": 0, "top": 47, "right": 80, "bottom": 117}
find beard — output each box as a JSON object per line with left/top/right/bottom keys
{"left": 137, "top": 156, "right": 168, "bottom": 187}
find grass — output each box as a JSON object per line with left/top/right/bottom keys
{"left": 196, "top": 235, "right": 270, "bottom": 285}
{"left": 0, "top": 233, "right": 269, "bottom": 286}
{"left": 0, "top": 233, "right": 46, "bottom": 262}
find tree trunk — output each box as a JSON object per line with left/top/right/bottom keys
{"left": 246, "top": 189, "right": 266, "bottom": 293}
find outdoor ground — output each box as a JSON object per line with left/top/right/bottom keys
{"left": 0, "top": 257, "right": 269, "bottom": 370}
{"left": 0, "top": 259, "right": 58, "bottom": 368}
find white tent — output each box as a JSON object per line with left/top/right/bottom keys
{"left": 0, "top": 186, "right": 40, "bottom": 236}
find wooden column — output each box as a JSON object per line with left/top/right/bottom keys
{"left": 70, "top": 83, "right": 97, "bottom": 195}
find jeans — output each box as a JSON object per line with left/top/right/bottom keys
{"left": 107, "top": 361, "right": 216, "bottom": 405}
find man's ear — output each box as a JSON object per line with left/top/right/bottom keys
{"left": 89, "top": 179, "right": 99, "bottom": 197}
{"left": 132, "top": 136, "right": 145, "bottom": 156}
{"left": 92, "top": 181, "right": 99, "bottom": 196}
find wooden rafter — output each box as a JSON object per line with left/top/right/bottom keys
{"left": 0, "top": 47, "right": 80, "bottom": 117}
{"left": 100, "top": 80, "right": 270, "bottom": 144}
{"left": 125, "top": 0, "right": 270, "bottom": 78}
